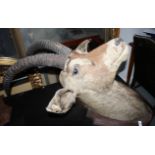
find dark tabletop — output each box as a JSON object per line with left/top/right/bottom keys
{"left": 5, "top": 83, "right": 93, "bottom": 126}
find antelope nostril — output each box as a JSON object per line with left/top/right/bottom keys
{"left": 115, "top": 38, "right": 123, "bottom": 46}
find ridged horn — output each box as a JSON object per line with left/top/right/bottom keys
{"left": 3, "top": 53, "right": 68, "bottom": 96}
{"left": 27, "top": 40, "right": 72, "bottom": 55}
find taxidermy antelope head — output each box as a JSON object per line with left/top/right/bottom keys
{"left": 3, "top": 39, "right": 152, "bottom": 125}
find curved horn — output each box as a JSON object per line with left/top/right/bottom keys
{"left": 3, "top": 53, "right": 68, "bottom": 96}
{"left": 27, "top": 40, "right": 72, "bottom": 55}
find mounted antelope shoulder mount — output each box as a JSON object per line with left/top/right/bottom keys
{"left": 3, "top": 39, "right": 153, "bottom": 125}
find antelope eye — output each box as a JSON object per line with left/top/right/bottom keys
{"left": 72, "top": 66, "right": 79, "bottom": 75}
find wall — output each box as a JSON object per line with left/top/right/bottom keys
{"left": 120, "top": 28, "right": 146, "bottom": 43}
{"left": 20, "top": 28, "right": 104, "bottom": 50}
{"left": 0, "top": 29, "right": 17, "bottom": 58}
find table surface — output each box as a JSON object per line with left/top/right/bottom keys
{"left": 5, "top": 83, "right": 93, "bottom": 126}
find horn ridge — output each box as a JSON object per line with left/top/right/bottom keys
{"left": 27, "top": 40, "right": 71, "bottom": 56}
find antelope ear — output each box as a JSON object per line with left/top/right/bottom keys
{"left": 46, "top": 88, "right": 76, "bottom": 114}
{"left": 75, "top": 39, "right": 91, "bottom": 54}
